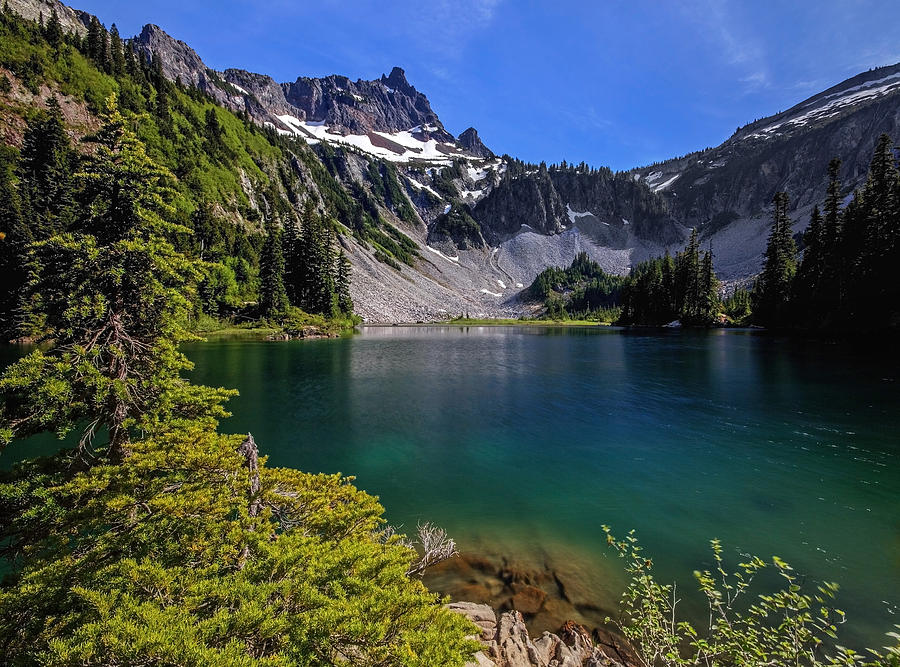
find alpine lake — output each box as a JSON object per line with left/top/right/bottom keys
{"left": 4, "top": 325, "right": 899, "bottom": 649}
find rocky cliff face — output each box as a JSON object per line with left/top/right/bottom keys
{"left": 459, "top": 127, "right": 495, "bottom": 159}
{"left": 632, "top": 64, "right": 900, "bottom": 234}
{"left": 6, "top": 0, "right": 88, "bottom": 35}
{"left": 473, "top": 165, "right": 684, "bottom": 248}
{"left": 280, "top": 66, "right": 455, "bottom": 140}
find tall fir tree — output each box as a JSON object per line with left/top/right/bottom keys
{"left": 44, "top": 8, "right": 62, "bottom": 50}
{"left": 0, "top": 95, "right": 233, "bottom": 456}
{"left": 753, "top": 192, "right": 797, "bottom": 328}
{"left": 259, "top": 216, "right": 289, "bottom": 317}
{"left": 335, "top": 249, "right": 353, "bottom": 315}
{"left": 0, "top": 149, "right": 26, "bottom": 338}
{"left": 16, "top": 96, "right": 74, "bottom": 239}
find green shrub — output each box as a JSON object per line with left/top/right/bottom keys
{"left": 603, "top": 527, "right": 900, "bottom": 667}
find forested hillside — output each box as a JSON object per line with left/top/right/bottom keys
{"left": 0, "top": 6, "right": 368, "bottom": 338}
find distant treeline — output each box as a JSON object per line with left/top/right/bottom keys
{"left": 531, "top": 134, "right": 900, "bottom": 332}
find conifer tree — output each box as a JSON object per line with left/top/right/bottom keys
{"left": 753, "top": 192, "right": 797, "bottom": 328}
{"left": 335, "top": 249, "right": 353, "bottom": 314}
{"left": 109, "top": 24, "right": 125, "bottom": 76}
{"left": 0, "top": 150, "right": 26, "bottom": 337}
{"left": 259, "top": 216, "right": 289, "bottom": 317}
{"left": 700, "top": 244, "right": 719, "bottom": 323}
{"left": 16, "top": 96, "right": 74, "bottom": 239}
{"left": 0, "top": 95, "right": 233, "bottom": 456}
{"left": 44, "top": 8, "right": 62, "bottom": 50}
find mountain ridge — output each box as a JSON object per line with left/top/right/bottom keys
{"left": 3, "top": 0, "right": 900, "bottom": 320}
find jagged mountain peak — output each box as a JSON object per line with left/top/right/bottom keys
{"left": 381, "top": 66, "right": 415, "bottom": 95}
{"left": 458, "top": 127, "right": 494, "bottom": 159}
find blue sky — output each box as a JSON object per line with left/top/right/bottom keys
{"left": 75, "top": 0, "right": 900, "bottom": 171}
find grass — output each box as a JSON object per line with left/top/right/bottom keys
{"left": 435, "top": 317, "right": 619, "bottom": 327}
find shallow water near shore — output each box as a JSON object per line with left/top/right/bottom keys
{"left": 5, "top": 326, "right": 899, "bottom": 646}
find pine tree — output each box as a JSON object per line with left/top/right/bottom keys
{"left": 109, "top": 24, "right": 125, "bottom": 76}
{"left": 16, "top": 96, "right": 75, "bottom": 239}
{"left": 0, "top": 150, "right": 26, "bottom": 337}
{"left": 753, "top": 192, "right": 797, "bottom": 328}
{"left": 44, "top": 8, "right": 62, "bottom": 50}
{"left": 700, "top": 244, "right": 719, "bottom": 324}
{"left": 0, "top": 95, "right": 233, "bottom": 455}
{"left": 335, "top": 249, "right": 353, "bottom": 314}
{"left": 204, "top": 107, "right": 225, "bottom": 158}
{"left": 259, "top": 216, "right": 289, "bottom": 317}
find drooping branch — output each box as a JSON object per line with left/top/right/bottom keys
{"left": 405, "top": 522, "right": 458, "bottom": 577}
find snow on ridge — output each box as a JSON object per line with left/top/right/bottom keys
{"left": 811, "top": 72, "right": 900, "bottom": 106}
{"left": 747, "top": 77, "right": 900, "bottom": 140}
{"left": 480, "top": 289, "right": 502, "bottom": 297}
{"left": 276, "top": 115, "right": 460, "bottom": 164}
{"left": 426, "top": 246, "right": 460, "bottom": 263}
{"left": 650, "top": 174, "right": 679, "bottom": 192}
{"left": 497, "top": 279, "right": 506, "bottom": 289}
{"left": 230, "top": 83, "right": 248, "bottom": 95}
{"left": 566, "top": 203, "right": 595, "bottom": 223}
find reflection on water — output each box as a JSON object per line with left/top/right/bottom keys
{"left": 4, "top": 327, "right": 899, "bottom": 645}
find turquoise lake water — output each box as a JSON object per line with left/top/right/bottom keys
{"left": 4, "top": 326, "right": 899, "bottom": 647}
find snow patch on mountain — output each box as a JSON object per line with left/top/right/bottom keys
{"left": 275, "top": 114, "right": 461, "bottom": 164}
{"left": 747, "top": 76, "right": 900, "bottom": 139}
{"left": 566, "top": 203, "right": 594, "bottom": 223}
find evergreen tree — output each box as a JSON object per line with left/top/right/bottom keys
{"left": 793, "top": 205, "right": 825, "bottom": 326}
{"left": 16, "top": 96, "right": 74, "bottom": 238}
{"left": 821, "top": 157, "right": 844, "bottom": 314}
{"left": 259, "top": 216, "right": 289, "bottom": 317}
{"left": 335, "top": 249, "right": 353, "bottom": 314}
{"left": 0, "top": 95, "right": 233, "bottom": 456}
{"left": 109, "top": 23, "right": 125, "bottom": 76}
{"left": 204, "top": 107, "right": 226, "bottom": 158}
{"left": 0, "top": 149, "right": 26, "bottom": 337}
{"left": 700, "top": 244, "right": 719, "bottom": 323}
{"left": 753, "top": 192, "right": 797, "bottom": 328}
{"left": 44, "top": 8, "right": 61, "bottom": 50}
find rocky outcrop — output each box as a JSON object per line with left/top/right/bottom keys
{"left": 459, "top": 127, "right": 495, "bottom": 159}
{"left": 471, "top": 163, "right": 684, "bottom": 248}
{"left": 449, "top": 603, "right": 634, "bottom": 667}
{"left": 6, "top": 0, "right": 89, "bottom": 35}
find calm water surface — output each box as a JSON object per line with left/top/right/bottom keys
{"left": 6, "top": 326, "right": 900, "bottom": 646}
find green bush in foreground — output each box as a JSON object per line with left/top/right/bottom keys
{"left": 0, "top": 429, "right": 478, "bottom": 665}
{"left": 604, "top": 527, "right": 900, "bottom": 667}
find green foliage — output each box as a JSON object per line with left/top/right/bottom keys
{"left": 753, "top": 192, "right": 797, "bottom": 328}
{"left": 0, "top": 97, "right": 233, "bottom": 455}
{"left": 431, "top": 204, "right": 483, "bottom": 249}
{"left": 259, "top": 215, "right": 289, "bottom": 317}
{"left": 722, "top": 288, "right": 752, "bottom": 325}
{"left": 0, "top": 7, "right": 360, "bottom": 331}
{"left": 0, "top": 428, "right": 479, "bottom": 665}
{"left": 603, "top": 527, "right": 900, "bottom": 667}
{"left": 0, "top": 75, "right": 474, "bottom": 664}
{"left": 530, "top": 252, "right": 626, "bottom": 320}
{"left": 620, "top": 232, "right": 720, "bottom": 326}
